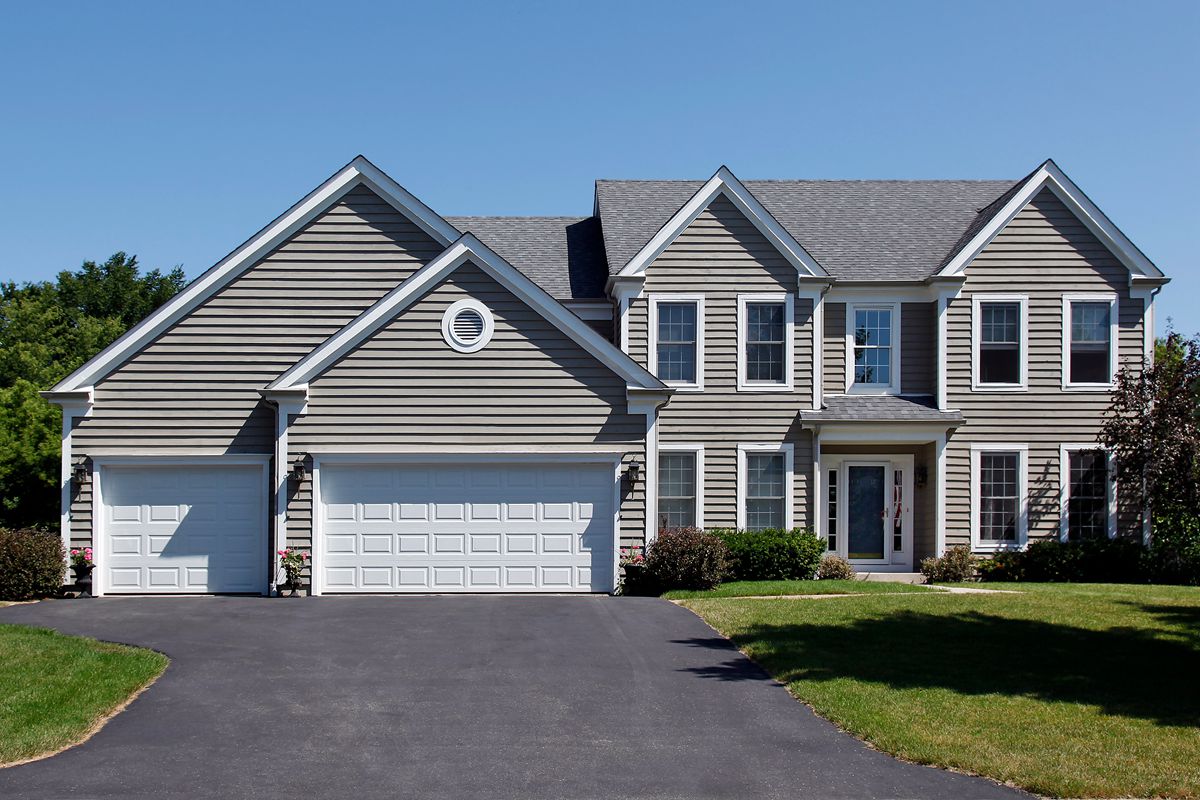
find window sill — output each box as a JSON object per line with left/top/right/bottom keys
{"left": 664, "top": 382, "right": 704, "bottom": 393}
{"left": 970, "top": 384, "right": 1028, "bottom": 393}
{"left": 972, "top": 541, "right": 1025, "bottom": 553}
{"left": 1061, "top": 383, "right": 1115, "bottom": 392}
{"left": 736, "top": 383, "right": 795, "bottom": 393}
{"left": 845, "top": 386, "right": 901, "bottom": 396}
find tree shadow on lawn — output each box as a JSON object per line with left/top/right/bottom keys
{"left": 674, "top": 609, "right": 1200, "bottom": 727}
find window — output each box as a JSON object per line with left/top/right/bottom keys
{"left": 847, "top": 304, "right": 898, "bottom": 392}
{"left": 657, "top": 448, "right": 703, "bottom": 529}
{"left": 1063, "top": 448, "right": 1111, "bottom": 541}
{"left": 972, "top": 295, "right": 1027, "bottom": 389}
{"left": 1063, "top": 295, "right": 1117, "bottom": 388}
{"left": 441, "top": 299, "right": 495, "bottom": 353}
{"left": 738, "top": 444, "right": 793, "bottom": 531}
{"left": 971, "top": 445, "right": 1027, "bottom": 550}
{"left": 892, "top": 469, "right": 904, "bottom": 553}
{"left": 649, "top": 296, "right": 704, "bottom": 389}
{"left": 738, "top": 294, "right": 793, "bottom": 390}
{"left": 826, "top": 469, "right": 838, "bottom": 552}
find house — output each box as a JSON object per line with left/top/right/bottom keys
{"left": 42, "top": 157, "right": 1168, "bottom": 595}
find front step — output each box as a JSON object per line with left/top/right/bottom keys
{"left": 857, "top": 571, "right": 926, "bottom": 584}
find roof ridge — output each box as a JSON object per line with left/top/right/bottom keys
{"left": 597, "top": 177, "right": 1017, "bottom": 184}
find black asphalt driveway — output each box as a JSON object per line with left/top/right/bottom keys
{"left": 0, "top": 597, "right": 1025, "bottom": 799}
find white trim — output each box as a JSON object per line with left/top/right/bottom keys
{"left": 971, "top": 293, "right": 1029, "bottom": 391}
{"left": 647, "top": 293, "right": 705, "bottom": 392}
{"left": 1061, "top": 293, "right": 1119, "bottom": 391}
{"left": 52, "top": 156, "right": 459, "bottom": 393}
{"left": 644, "top": 412, "right": 659, "bottom": 543}
{"left": 736, "top": 293, "right": 794, "bottom": 392}
{"left": 657, "top": 442, "right": 706, "bottom": 528}
{"left": 563, "top": 301, "right": 614, "bottom": 322}
{"left": 611, "top": 280, "right": 642, "bottom": 355}
{"left": 935, "top": 289, "right": 956, "bottom": 410}
{"left": 935, "top": 432, "right": 948, "bottom": 556}
{"left": 937, "top": 160, "right": 1163, "bottom": 279}
{"left": 820, "top": 453, "right": 914, "bottom": 569}
{"left": 441, "top": 298, "right": 495, "bottom": 353}
{"left": 310, "top": 458, "right": 323, "bottom": 596}
{"left": 969, "top": 443, "right": 1029, "bottom": 552}
{"left": 1129, "top": 286, "right": 1157, "bottom": 363}
{"left": 845, "top": 302, "right": 901, "bottom": 395}
{"left": 618, "top": 166, "right": 828, "bottom": 279}
{"left": 810, "top": 291, "right": 825, "bottom": 411}
{"left": 736, "top": 442, "right": 795, "bottom": 530}
{"left": 269, "top": 398, "right": 304, "bottom": 594}
{"left": 1059, "top": 444, "right": 1117, "bottom": 542}
{"left": 270, "top": 234, "right": 666, "bottom": 396}
{"left": 807, "top": 424, "right": 956, "bottom": 444}
{"left": 812, "top": 432, "right": 823, "bottom": 540}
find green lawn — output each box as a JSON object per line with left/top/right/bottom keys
{"left": 0, "top": 624, "right": 168, "bottom": 766}
{"left": 681, "top": 583, "right": 1200, "bottom": 799}
{"left": 662, "top": 579, "right": 931, "bottom": 599}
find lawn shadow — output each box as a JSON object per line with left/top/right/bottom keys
{"left": 672, "top": 636, "right": 776, "bottom": 682}
{"left": 687, "top": 610, "right": 1200, "bottom": 727}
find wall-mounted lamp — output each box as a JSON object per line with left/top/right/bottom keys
{"left": 289, "top": 459, "right": 307, "bottom": 482}
{"left": 72, "top": 462, "right": 90, "bottom": 485}
{"left": 623, "top": 462, "right": 641, "bottom": 483}
{"left": 915, "top": 465, "right": 928, "bottom": 488}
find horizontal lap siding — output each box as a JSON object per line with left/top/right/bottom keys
{"left": 945, "top": 190, "right": 1147, "bottom": 547}
{"left": 823, "top": 303, "right": 846, "bottom": 393}
{"left": 629, "top": 196, "right": 814, "bottom": 531}
{"left": 69, "top": 185, "right": 444, "bottom": 547}
{"left": 287, "top": 262, "right": 644, "bottom": 549}
{"left": 901, "top": 302, "right": 935, "bottom": 395}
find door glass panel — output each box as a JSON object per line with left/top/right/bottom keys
{"left": 892, "top": 469, "right": 904, "bottom": 553}
{"left": 847, "top": 465, "right": 885, "bottom": 560}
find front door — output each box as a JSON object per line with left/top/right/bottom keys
{"left": 846, "top": 463, "right": 888, "bottom": 562}
{"left": 823, "top": 455, "right": 913, "bottom": 570}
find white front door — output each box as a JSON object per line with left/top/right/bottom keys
{"left": 823, "top": 455, "right": 913, "bottom": 570}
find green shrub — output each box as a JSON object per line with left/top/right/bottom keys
{"left": 920, "top": 545, "right": 977, "bottom": 583}
{"left": 644, "top": 527, "right": 729, "bottom": 591}
{"left": 977, "top": 538, "right": 1146, "bottom": 583}
{"left": 816, "top": 553, "right": 856, "bottom": 580}
{"left": 713, "top": 527, "right": 825, "bottom": 581}
{"left": 1144, "top": 510, "right": 1200, "bottom": 585}
{"left": 0, "top": 527, "right": 65, "bottom": 600}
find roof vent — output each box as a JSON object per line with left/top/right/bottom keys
{"left": 442, "top": 299, "right": 495, "bottom": 353}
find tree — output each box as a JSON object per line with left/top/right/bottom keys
{"left": 0, "top": 255, "right": 185, "bottom": 528}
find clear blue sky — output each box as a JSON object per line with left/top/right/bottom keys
{"left": 2, "top": 1, "right": 1196, "bottom": 334}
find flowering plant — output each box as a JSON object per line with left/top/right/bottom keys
{"left": 278, "top": 548, "right": 309, "bottom": 586}
{"left": 69, "top": 547, "right": 94, "bottom": 569}
{"left": 619, "top": 546, "right": 645, "bottom": 569}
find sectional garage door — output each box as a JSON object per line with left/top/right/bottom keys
{"left": 99, "top": 464, "right": 267, "bottom": 594}
{"left": 317, "top": 462, "right": 616, "bottom": 593}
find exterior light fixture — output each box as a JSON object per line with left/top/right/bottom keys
{"left": 289, "top": 459, "right": 307, "bottom": 482}
{"left": 72, "top": 462, "right": 90, "bottom": 485}
{"left": 624, "top": 462, "right": 641, "bottom": 483}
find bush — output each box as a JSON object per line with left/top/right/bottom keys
{"left": 920, "top": 545, "right": 977, "bottom": 583}
{"left": 0, "top": 527, "right": 65, "bottom": 600}
{"left": 713, "top": 528, "right": 825, "bottom": 582}
{"left": 643, "top": 527, "right": 729, "bottom": 591}
{"left": 977, "top": 538, "right": 1147, "bottom": 583}
{"left": 1145, "top": 510, "right": 1200, "bottom": 585}
{"left": 816, "top": 553, "right": 856, "bottom": 580}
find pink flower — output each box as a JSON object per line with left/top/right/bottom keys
{"left": 71, "top": 549, "right": 79, "bottom": 556}
{"left": 277, "top": 550, "right": 287, "bottom": 556}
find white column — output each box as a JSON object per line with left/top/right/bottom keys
{"left": 935, "top": 431, "right": 948, "bottom": 556}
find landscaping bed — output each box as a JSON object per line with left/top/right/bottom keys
{"left": 662, "top": 579, "right": 929, "bottom": 599}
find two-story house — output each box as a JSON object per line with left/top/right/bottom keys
{"left": 43, "top": 157, "right": 1167, "bottom": 595}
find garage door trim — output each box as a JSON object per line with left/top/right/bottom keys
{"left": 310, "top": 453, "right": 624, "bottom": 596}
{"left": 91, "top": 455, "right": 271, "bottom": 597}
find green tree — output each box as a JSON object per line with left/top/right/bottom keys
{"left": 0, "top": 254, "right": 185, "bottom": 527}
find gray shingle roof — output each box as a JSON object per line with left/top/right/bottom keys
{"left": 445, "top": 216, "right": 608, "bottom": 300}
{"left": 594, "top": 179, "right": 1019, "bottom": 281}
{"left": 801, "top": 395, "right": 964, "bottom": 424}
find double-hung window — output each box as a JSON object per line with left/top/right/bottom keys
{"left": 973, "top": 295, "right": 1027, "bottom": 389}
{"left": 971, "top": 444, "right": 1027, "bottom": 550}
{"left": 1061, "top": 447, "right": 1112, "bottom": 541}
{"left": 738, "top": 444, "right": 793, "bottom": 531}
{"left": 847, "top": 304, "right": 898, "bottom": 393}
{"left": 738, "top": 294, "right": 793, "bottom": 391}
{"left": 657, "top": 446, "right": 704, "bottom": 529}
{"left": 1063, "top": 294, "right": 1117, "bottom": 389}
{"left": 649, "top": 295, "right": 704, "bottom": 390}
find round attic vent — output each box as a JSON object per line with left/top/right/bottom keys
{"left": 442, "top": 299, "right": 495, "bottom": 353}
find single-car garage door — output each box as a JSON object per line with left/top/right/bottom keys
{"left": 99, "top": 463, "right": 267, "bottom": 594}
{"left": 317, "top": 461, "right": 616, "bottom": 593}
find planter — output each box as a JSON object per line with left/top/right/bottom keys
{"left": 283, "top": 578, "right": 303, "bottom": 598}
{"left": 73, "top": 564, "right": 94, "bottom": 598}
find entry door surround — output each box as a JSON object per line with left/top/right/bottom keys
{"left": 822, "top": 453, "right": 914, "bottom": 570}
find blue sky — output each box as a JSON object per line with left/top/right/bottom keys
{"left": 1, "top": 1, "right": 1196, "bottom": 333}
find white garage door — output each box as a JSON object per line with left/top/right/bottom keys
{"left": 318, "top": 462, "right": 616, "bottom": 593}
{"left": 100, "top": 464, "right": 266, "bottom": 594}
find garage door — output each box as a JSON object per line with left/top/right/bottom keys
{"left": 318, "top": 462, "right": 616, "bottom": 593}
{"left": 100, "top": 464, "right": 266, "bottom": 594}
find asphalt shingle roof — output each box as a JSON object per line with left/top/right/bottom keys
{"left": 594, "top": 179, "right": 1019, "bottom": 281}
{"left": 802, "top": 395, "right": 964, "bottom": 424}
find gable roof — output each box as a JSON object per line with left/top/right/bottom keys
{"left": 50, "top": 156, "right": 461, "bottom": 393}
{"left": 267, "top": 234, "right": 666, "bottom": 393}
{"left": 596, "top": 176, "right": 1017, "bottom": 281}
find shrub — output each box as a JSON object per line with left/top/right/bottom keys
{"left": 977, "top": 538, "right": 1147, "bottom": 583}
{"left": 920, "top": 545, "right": 977, "bottom": 583}
{"left": 0, "top": 527, "right": 65, "bottom": 600}
{"left": 643, "top": 527, "right": 729, "bottom": 591}
{"left": 713, "top": 528, "right": 825, "bottom": 581}
{"left": 1145, "top": 510, "right": 1200, "bottom": 585}
{"left": 816, "top": 553, "right": 856, "bottom": 580}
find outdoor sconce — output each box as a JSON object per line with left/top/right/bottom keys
{"left": 623, "top": 462, "right": 641, "bottom": 484}
{"left": 72, "top": 462, "right": 90, "bottom": 485}
{"left": 915, "top": 465, "right": 928, "bottom": 488}
{"left": 288, "top": 459, "right": 307, "bottom": 483}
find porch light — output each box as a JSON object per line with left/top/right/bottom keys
{"left": 289, "top": 459, "right": 307, "bottom": 483}
{"left": 624, "top": 462, "right": 641, "bottom": 484}
{"left": 72, "top": 462, "right": 90, "bottom": 485}
{"left": 915, "top": 465, "right": 928, "bottom": 488}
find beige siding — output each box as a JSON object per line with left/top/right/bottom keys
{"left": 945, "top": 189, "right": 1147, "bottom": 547}
{"left": 823, "top": 302, "right": 846, "bottom": 394}
{"left": 901, "top": 302, "right": 936, "bottom": 395}
{"left": 286, "top": 261, "right": 645, "bottom": 549}
{"left": 627, "top": 196, "right": 814, "bottom": 530}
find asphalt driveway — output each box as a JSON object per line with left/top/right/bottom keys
{"left": 0, "top": 596, "right": 1025, "bottom": 799}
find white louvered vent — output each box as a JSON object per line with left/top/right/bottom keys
{"left": 451, "top": 309, "right": 485, "bottom": 343}
{"left": 441, "top": 299, "right": 495, "bottom": 353}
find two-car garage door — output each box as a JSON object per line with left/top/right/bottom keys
{"left": 317, "top": 462, "right": 616, "bottom": 593}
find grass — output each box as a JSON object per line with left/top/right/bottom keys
{"left": 0, "top": 624, "right": 168, "bottom": 766}
{"left": 662, "top": 579, "right": 931, "bottom": 599}
{"left": 681, "top": 583, "right": 1200, "bottom": 798}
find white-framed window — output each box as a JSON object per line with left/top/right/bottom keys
{"left": 1062, "top": 293, "right": 1118, "bottom": 390}
{"left": 845, "top": 302, "right": 900, "bottom": 394}
{"left": 737, "top": 293, "right": 793, "bottom": 391}
{"left": 972, "top": 294, "right": 1028, "bottom": 390}
{"left": 657, "top": 443, "right": 704, "bottom": 529}
{"left": 737, "top": 443, "right": 794, "bottom": 531}
{"left": 1059, "top": 445, "right": 1116, "bottom": 541}
{"left": 970, "top": 443, "right": 1028, "bottom": 551}
{"left": 648, "top": 294, "right": 705, "bottom": 391}
{"left": 441, "top": 299, "right": 495, "bottom": 353}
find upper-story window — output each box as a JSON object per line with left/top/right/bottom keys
{"left": 972, "top": 294, "right": 1027, "bottom": 390}
{"left": 737, "top": 293, "right": 793, "bottom": 391}
{"left": 847, "top": 303, "right": 898, "bottom": 393}
{"left": 648, "top": 295, "right": 705, "bottom": 391}
{"left": 1063, "top": 294, "right": 1117, "bottom": 389}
